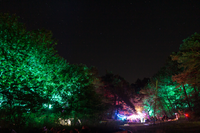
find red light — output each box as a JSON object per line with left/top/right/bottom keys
{"left": 185, "top": 114, "right": 189, "bottom": 117}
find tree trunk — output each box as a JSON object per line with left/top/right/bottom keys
{"left": 193, "top": 86, "right": 199, "bottom": 109}
{"left": 117, "top": 97, "right": 119, "bottom": 114}
{"left": 182, "top": 84, "right": 191, "bottom": 111}
{"left": 194, "top": 75, "right": 199, "bottom": 109}
{"left": 74, "top": 113, "right": 77, "bottom": 126}
{"left": 114, "top": 95, "right": 117, "bottom": 119}
{"left": 110, "top": 94, "right": 117, "bottom": 119}
{"left": 167, "top": 96, "right": 175, "bottom": 113}
{"left": 163, "top": 99, "right": 173, "bottom": 116}
{"left": 114, "top": 95, "right": 116, "bottom": 106}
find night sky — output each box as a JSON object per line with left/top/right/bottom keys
{"left": 1, "top": 0, "right": 200, "bottom": 83}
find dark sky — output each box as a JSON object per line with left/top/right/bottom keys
{"left": 1, "top": 0, "right": 200, "bottom": 83}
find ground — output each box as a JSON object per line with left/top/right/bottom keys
{"left": 120, "top": 120, "right": 200, "bottom": 133}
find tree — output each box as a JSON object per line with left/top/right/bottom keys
{"left": 0, "top": 13, "right": 110, "bottom": 131}
{"left": 59, "top": 64, "right": 108, "bottom": 124}
{"left": 171, "top": 33, "right": 200, "bottom": 111}
{"left": 101, "top": 72, "right": 136, "bottom": 119}
{"left": 140, "top": 56, "right": 188, "bottom": 117}
{"left": 0, "top": 13, "right": 66, "bottom": 129}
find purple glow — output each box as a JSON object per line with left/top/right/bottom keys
{"left": 127, "top": 112, "right": 145, "bottom": 120}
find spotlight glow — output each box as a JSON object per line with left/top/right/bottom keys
{"left": 127, "top": 112, "right": 145, "bottom": 121}
{"left": 117, "top": 114, "right": 127, "bottom": 120}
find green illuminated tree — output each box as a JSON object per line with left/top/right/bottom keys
{"left": 171, "top": 33, "right": 200, "bottom": 111}
{"left": 140, "top": 56, "right": 187, "bottom": 117}
{"left": 59, "top": 64, "right": 108, "bottom": 124}
{"left": 0, "top": 13, "right": 110, "bottom": 130}
{"left": 154, "top": 57, "right": 183, "bottom": 113}
{"left": 0, "top": 13, "right": 66, "bottom": 128}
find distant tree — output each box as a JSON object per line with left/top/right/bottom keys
{"left": 131, "top": 78, "right": 150, "bottom": 94}
{"left": 101, "top": 72, "right": 136, "bottom": 119}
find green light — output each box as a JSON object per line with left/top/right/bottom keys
{"left": 0, "top": 13, "right": 107, "bottom": 129}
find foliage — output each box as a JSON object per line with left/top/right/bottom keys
{"left": 171, "top": 33, "right": 200, "bottom": 111}
{"left": 60, "top": 64, "right": 108, "bottom": 121}
{"left": 0, "top": 13, "right": 107, "bottom": 130}
{"left": 101, "top": 72, "right": 136, "bottom": 119}
{"left": 140, "top": 56, "right": 188, "bottom": 117}
{"left": 141, "top": 33, "right": 200, "bottom": 118}
{"left": 0, "top": 13, "right": 62, "bottom": 127}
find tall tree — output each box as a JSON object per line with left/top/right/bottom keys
{"left": 171, "top": 33, "right": 200, "bottom": 111}
{"left": 0, "top": 13, "right": 66, "bottom": 128}
{"left": 59, "top": 64, "right": 108, "bottom": 124}
{"left": 101, "top": 72, "right": 136, "bottom": 119}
